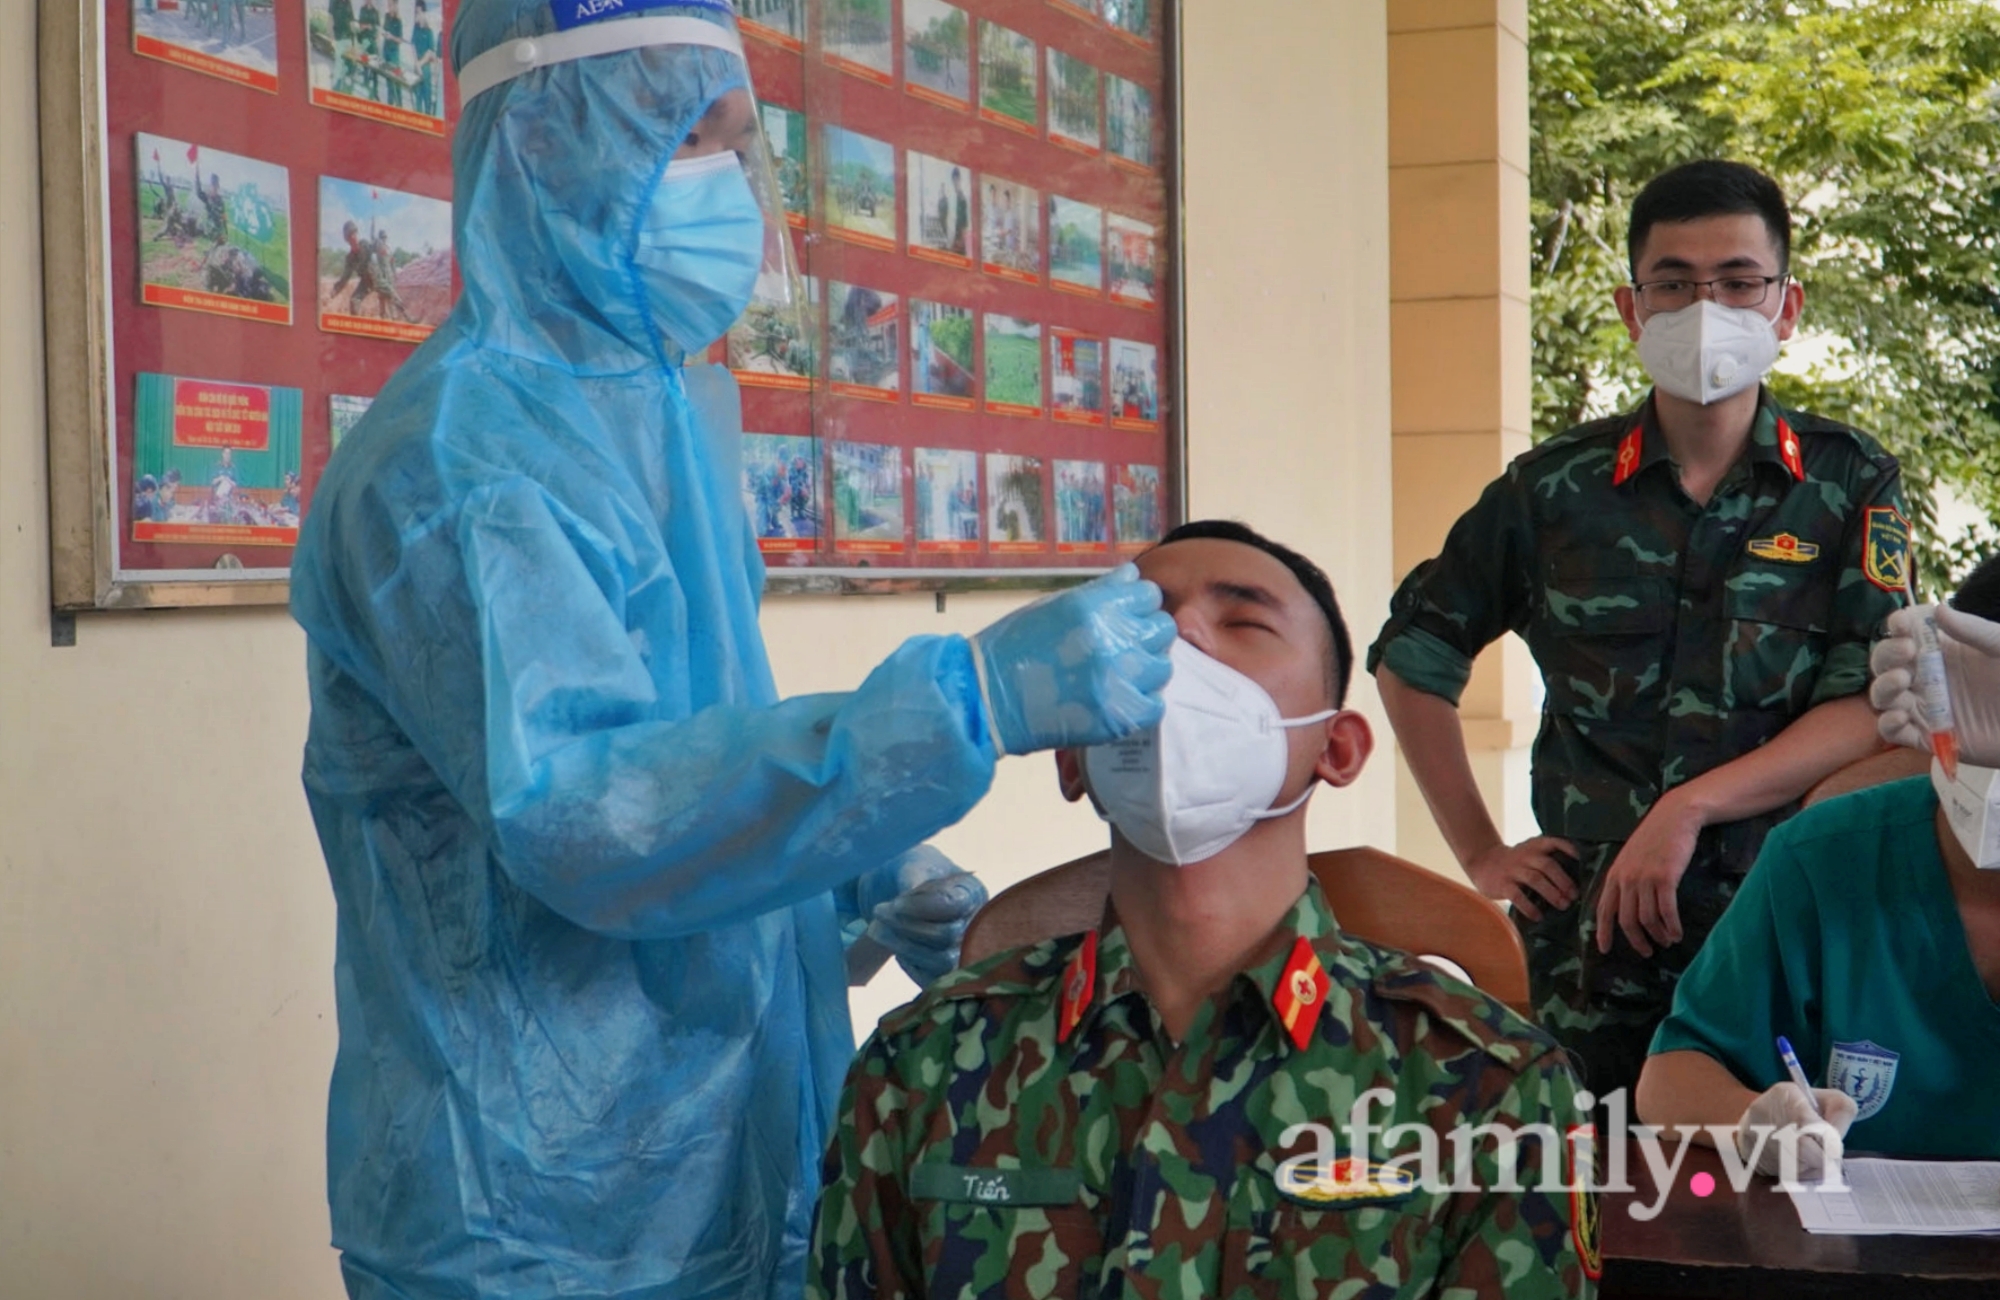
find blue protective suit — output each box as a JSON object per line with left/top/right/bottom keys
{"left": 288, "top": 6, "right": 999, "bottom": 1296}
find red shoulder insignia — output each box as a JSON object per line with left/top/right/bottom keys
{"left": 1777, "top": 417, "right": 1805, "bottom": 481}
{"left": 1056, "top": 931, "right": 1098, "bottom": 1045}
{"left": 1612, "top": 426, "right": 1644, "bottom": 486}
{"left": 1272, "top": 936, "right": 1330, "bottom": 1051}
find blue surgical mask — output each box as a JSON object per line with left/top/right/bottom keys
{"left": 634, "top": 151, "right": 765, "bottom": 356}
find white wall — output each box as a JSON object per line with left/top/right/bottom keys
{"left": 0, "top": 3, "right": 1390, "bottom": 1295}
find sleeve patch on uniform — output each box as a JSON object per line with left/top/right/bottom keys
{"left": 1567, "top": 1123, "right": 1602, "bottom": 1281}
{"left": 1862, "top": 506, "right": 1910, "bottom": 594}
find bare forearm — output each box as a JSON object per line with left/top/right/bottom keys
{"left": 1673, "top": 695, "right": 1881, "bottom": 827}
{"left": 1635, "top": 1050, "right": 1758, "bottom": 1146}
{"left": 1376, "top": 666, "right": 1502, "bottom": 870}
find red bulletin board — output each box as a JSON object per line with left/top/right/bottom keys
{"left": 728, "top": 0, "right": 1181, "bottom": 585}
{"left": 40, "top": 0, "right": 1177, "bottom": 609}
{"left": 99, "top": 0, "right": 460, "bottom": 594}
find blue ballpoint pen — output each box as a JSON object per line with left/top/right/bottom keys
{"left": 1776, "top": 1036, "right": 1823, "bottom": 1117}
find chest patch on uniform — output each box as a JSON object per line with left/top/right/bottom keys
{"left": 1274, "top": 1158, "right": 1417, "bottom": 1207}
{"left": 1862, "top": 507, "right": 1911, "bottom": 594}
{"left": 1827, "top": 1040, "right": 1900, "bottom": 1121}
{"left": 910, "top": 1164, "right": 1082, "bottom": 1206}
{"left": 1747, "top": 533, "right": 1820, "bottom": 564}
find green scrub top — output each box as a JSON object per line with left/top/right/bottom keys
{"left": 1651, "top": 776, "right": 2000, "bottom": 1158}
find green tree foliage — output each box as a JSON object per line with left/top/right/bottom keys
{"left": 1532, "top": 0, "right": 2000, "bottom": 594}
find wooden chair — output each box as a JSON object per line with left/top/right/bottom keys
{"left": 1803, "top": 746, "right": 1930, "bottom": 807}
{"left": 959, "top": 846, "right": 1533, "bottom": 1017}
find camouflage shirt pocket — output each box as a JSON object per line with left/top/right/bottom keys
{"left": 925, "top": 1203, "right": 1103, "bottom": 1300}
{"left": 1722, "top": 575, "right": 1832, "bottom": 714}
{"left": 1542, "top": 550, "right": 1670, "bottom": 638}
{"left": 1221, "top": 1204, "right": 1442, "bottom": 1299}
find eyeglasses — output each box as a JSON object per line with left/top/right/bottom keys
{"left": 1632, "top": 274, "right": 1787, "bottom": 313}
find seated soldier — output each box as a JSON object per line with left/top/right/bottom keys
{"left": 809, "top": 520, "right": 1596, "bottom": 1300}
{"left": 1638, "top": 552, "right": 2000, "bottom": 1166}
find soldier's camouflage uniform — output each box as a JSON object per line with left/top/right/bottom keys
{"left": 1367, "top": 389, "right": 1910, "bottom": 1099}
{"left": 809, "top": 878, "right": 1597, "bottom": 1299}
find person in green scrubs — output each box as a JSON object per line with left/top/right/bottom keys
{"left": 1637, "top": 551, "right": 2000, "bottom": 1163}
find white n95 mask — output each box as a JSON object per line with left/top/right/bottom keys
{"left": 1083, "top": 639, "right": 1335, "bottom": 866}
{"left": 1637, "top": 298, "right": 1781, "bottom": 405}
{"left": 1934, "top": 757, "right": 2000, "bottom": 870}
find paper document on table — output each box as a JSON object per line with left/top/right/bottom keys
{"left": 1789, "top": 1158, "right": 2000, "bottom": 1235}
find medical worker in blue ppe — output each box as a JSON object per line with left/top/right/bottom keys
{"left": 286, "top": 3, "right": 1178, "bottom": 1298}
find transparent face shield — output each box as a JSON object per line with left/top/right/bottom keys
{"left": 457, "top": 10, "right": 811, "bottom": 364}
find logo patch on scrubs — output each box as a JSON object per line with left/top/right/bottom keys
{"left": 1862, "top": 507, "right": 1911, "bottom": 594}
{"left": 1827, "top": 1040, "right": 1900, "bottom": 1121}
{"left": 552, "top": 0, "right": 732, "bottom": 31}
{"left": 1747, "top": 533, "right": 1820, "bottom": 564}
{"left": 1274, "top": 1158, "right": 1417, "bottom": 1207}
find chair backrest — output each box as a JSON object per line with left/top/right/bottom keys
{"left": 959, "top": 846, "right": 1533, "bottom": 1017}
{"left": 1803, "top": 746, "right": 1930, "bottom": 807}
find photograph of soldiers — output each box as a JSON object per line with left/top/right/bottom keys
{"left": 741, "top": 434, "right": 820, "bottom": 546}
{"left": 132, "top": 0, "right": 279, "bottom": 89}
{"left": 907, "top": 152, "right": 972, "bottom": 266}
{"left": 317, "top": 176, "right": 453, "bottom": 339}
{"left": 903, "top": 0, "right": 970, "bottom": 107}
{"left": 1054, "top": 460, "right": 1109, "bottom": 549}
{"left": 136, "top": 133, "right": 291, "bottom": 320}
{"left": 305, "top": 0, "right": 447, "bottom": 132}
{"left": 1047, "top": 49, "right": 1102, "bottom": 152}
{"left": 914, "top": 449, "right": 980, "bottom": 549}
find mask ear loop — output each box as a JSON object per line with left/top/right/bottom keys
{"left": 1249, "top": 709, "right": 1339, "bottom": 821}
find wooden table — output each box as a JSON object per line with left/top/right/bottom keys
{"left": 1602, "top": 1141, "right": 2000, "bottom": 1297}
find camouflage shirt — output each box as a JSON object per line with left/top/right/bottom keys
{"left": 1368, "top": 389, "right": 1909, "bottom": 847}
{"left": 808, "top": 878, "right": 1597, "bottom": 1299}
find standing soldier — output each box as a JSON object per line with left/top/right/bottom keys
{"left": 1369, "top": 160, "right": 1911, "bottom": 1100}
{"left": 364, "top": 229, "right": 413, "bottom": 323}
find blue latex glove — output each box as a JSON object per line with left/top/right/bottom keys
{"left": 968, "top": 563, "right": 1177, "bottom": 756}
{"left": 845, "top": 846, "right": 989, "bottom": 987}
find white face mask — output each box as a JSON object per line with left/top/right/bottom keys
{"left": 1082, "top": 639, "right": 1336, "bottom": 867}
{"left": 1934, "top": 757, "right": 2000, "bottom": 871}
{"left": 1636, "top": 297, "right": 1782, "bottom": 405}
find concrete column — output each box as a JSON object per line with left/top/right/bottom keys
{"left": 1386, "top": 0, "right": 1539, "bottom": 878}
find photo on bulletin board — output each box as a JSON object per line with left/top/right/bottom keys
{"left": 980, "top": 176, "right": 1042, "bottom": 285}
{"left": 762, "top": 103, "right": 811, "bottom": 228}
{"left": 828, "top": 283, "right": 902, "bottom": 401}
{"left": 1114, "top": 463, "right": 1165, "bottom": 550}
{"left": 131, "top": 0, "right": 279, "bottom": 92}
{"left": 317, "top": 177, "right": 453, "bottom": 344}
{"left": 1107, "top": 74, "right": 1155, "bottom": 171}
{"left": 305, "top": 0, "right": 448, "bottom": 135}
{"left": 984, "top": 315, "right": 1043, "bottom": 418}
{"left": 735, "top": 0, "right": 805, "bottom": 50}
{"left": 987, "top": 453, "right": 1047, "bottom": 552}
{"left": 135, "top": 133, "right": 293, "bottom": 325}
{"left": 1048, "top": 195, "right": 1104, "bottom": 296}
{"left": 832, "top": 441, "right": 905, "bottom": 553}
{"left": 329, "top": 393, "right": 375, "bottom": 450}
{"left": 977, "top": 21, "right": 1039, "bottom": 134}
{"left": 910, "top": 300, "right": 976, "bottom": 411}
{"left": 1107, "top": 213, "right": 1157, "bottom": 307}
{"left": 914, "top": 448, "right": 981, "bottom": 553}
{"left": 1104, "top": 0, "right": 1153, "bottom": 45}
{"left": 1046, "top": 48, "right": 1101, "bottom": 154}
{"left": 1050, "top": 327, "right": 1105, "bottom": 425}
{"left": 1055, "top": 460, "right": 1109, "bottom": 553}
{"left": 903, "top": 0, "right": 971, "bottom": 110}
{"left": 730, "top": 274, "right": 819, "bottom": 391}
{"left": 742, "top": 433, "right": 820, "bottom": 553}
{"left": 823, "top": 0, "right": 894, "bottom": 85}
{"left": 130, "top": 372, "right": 304, "bottom": 549}
{"left": 823, "top": 125, "right": 897, "bottom": 251}
{"left": 1110, "top": 338, "right": 1161, "bottom": 430}
{"left": 907, "top": 152, "right": 973, "bottom": 268}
